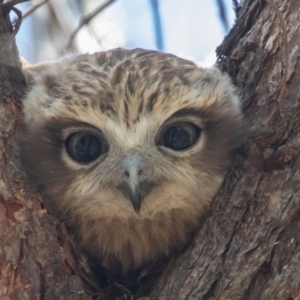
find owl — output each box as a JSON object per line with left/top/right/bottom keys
{"left": 21, "top": 48, "right": 242, "bottom": 284}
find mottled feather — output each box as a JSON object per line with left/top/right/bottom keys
{"left": 21, "top": 48, "right": 242, "bottom": 282}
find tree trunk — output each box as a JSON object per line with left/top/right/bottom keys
{"left": 148, "top": 0, "right": 300, "bottom": 299}
{"left": 1, "top": 0, "right": 300, "bottom": 299}
{"left": 0, "top": 4, "right": 92, "bottom": 300}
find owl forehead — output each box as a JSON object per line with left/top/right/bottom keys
{"left": 25, "top": 49, "right": 231, "bottom": 128}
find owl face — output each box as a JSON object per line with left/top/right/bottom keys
{"left": 21, "top": 49, "right": 242, "bottom": 272}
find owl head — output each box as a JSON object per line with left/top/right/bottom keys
{"left": 21, "top": 48, "right": 242, "bottom": 273}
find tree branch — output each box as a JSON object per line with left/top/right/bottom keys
{"left": 23, "top": 0, "right": 48, "bottom": 19}
{"left": 215, "top": 0, "right": 230, "bottom": 33}
{"left": 149, "top": 0, "right": 164, "bottom": 51}
{"left": 0, "top": 4, "right": 22, "bottom": 52}
{"left": 3, "top": 0, "right": 29, "bottom": 7}
{"left": 64, "top": 0, "right": 116, "bottom": 51}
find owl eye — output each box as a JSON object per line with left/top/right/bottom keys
{"left": 161, "top": 122, "right": 201, "bottom": 151}
{"left": 65, "top": 132, "right": 102, "bottom": 163}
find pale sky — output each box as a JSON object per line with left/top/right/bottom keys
{"left": 16, "top": 0, "right": 235, "bottom": 66}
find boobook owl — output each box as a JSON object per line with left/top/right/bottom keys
{"left": 21, "top": 48, "right": 242, "bottom": 282}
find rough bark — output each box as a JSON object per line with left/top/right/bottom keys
{"left": 0, "top": 0, "right": 300, "bottom": 299}
{"left": 148, "top": 0, "right": 300, "bottom": 299}
{"left": 0, "top": 4, "right": 91, "bottom": 300}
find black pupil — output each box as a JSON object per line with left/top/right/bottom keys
{"left": 164, "top": 127, "right": 191, "bottom": 150}
{"left": 75, "top": 135, "right": 101, "bottom": 162}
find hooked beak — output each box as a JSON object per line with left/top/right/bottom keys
{"left": 121, "top": 179, "right": 143, "bottom": 213}
{"left": 118, "top": 153, "right": 153, "bottom": 214}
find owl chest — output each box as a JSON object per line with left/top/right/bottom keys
{"left": 77, "top": 210, "right": 200, "bottom": 274}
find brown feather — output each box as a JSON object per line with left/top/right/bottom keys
{"left": 20, "top": 48, "right": 243, "bottom": 282}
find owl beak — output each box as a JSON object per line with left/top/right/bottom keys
{"left": 119, "top": 153, "right": 148, "bottom": 214}
{"left": 127, "top": 180, "right": 142, "bottom": 213}
{"left": 118, "top": 173, "right": 143, "bottom": 213}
